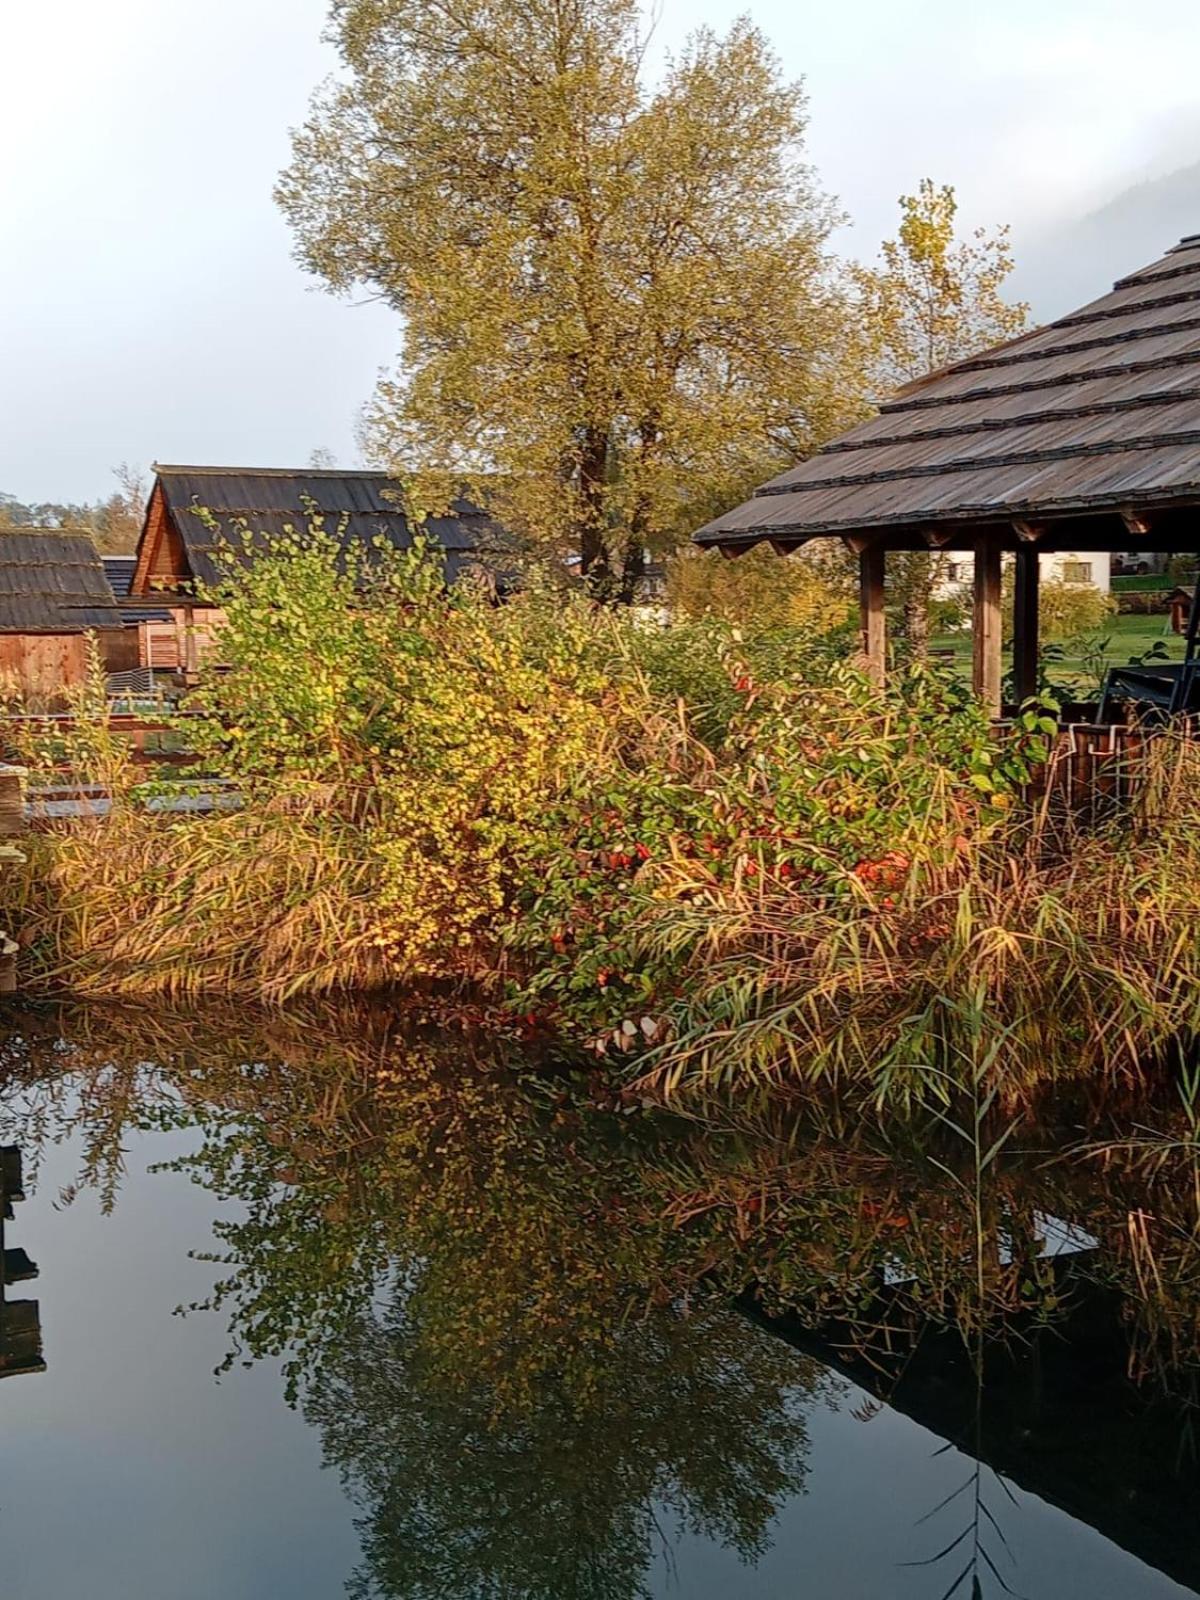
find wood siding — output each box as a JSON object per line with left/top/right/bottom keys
{"left": 97, "top": 627, "right": 140, "bottom": 676}
{"left": 132, "top": 482, "right": 193, "bottom": 593}
{"left": 138, "top": 606, "right": 226, "bottom": 672}
{"left": 0, "top": 635, "right": 90, "bottom": 708}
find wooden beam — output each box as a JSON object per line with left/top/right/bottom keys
{"left": 130, "top": 481, "right": 168, "bottom": 597}
{"left": 859, "top": 545, "right": 886, "bottom": 685}
{"left": 1184, "top": 548, "right": 1200, "bottom": 665}
{"left": 1012, "top": 519, "right": 1043, "bottom": 544}
{"left": 972, "top": 539, "right": 1003, "bottom": 718}
{"left": 1012, "top": 544, "right": 1040, "bottom": 706}
{"left": 842, "top": 533, "right": 874, "bottom": 557}
{"left": 922, "top": 527, "right": 956, "bottom": 549}
{"left": 1120, "top": 507, "right": 1152, "bottom": 537}
{"left": 0, "top": 767, "right": 26, "bottom": 839}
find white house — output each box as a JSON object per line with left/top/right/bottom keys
{"left": 937, "top": 550, "right": 1111, "bottom": 598}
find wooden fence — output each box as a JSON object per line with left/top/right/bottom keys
{"left": 995, "top": 720, "right": 1159, "bottom": 822}
{"left": 0, "top": 711, "right": 1188, "bottom": 824}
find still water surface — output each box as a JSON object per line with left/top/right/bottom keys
{"left": 0, "top": 1004, "right": 1196, "bottom": 1598}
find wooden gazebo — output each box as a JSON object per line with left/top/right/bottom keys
{"left": 694, "top": 234, "right": 1200, "bottom": 717}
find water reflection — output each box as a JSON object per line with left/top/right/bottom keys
{"left": 1, "top": 1143, "right": 45, "bottom": 1379}
{"left": 0, "top": 1002, "right": 1198, "bottom": 1597}
{"left": 313, "top": 1300, "right": 821, "bottom": 1600}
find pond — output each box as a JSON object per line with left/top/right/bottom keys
{"left": 0, "top": 1002, "right": 1197, "bottom": 1599}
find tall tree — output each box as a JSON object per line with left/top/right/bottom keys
{"left": 93, "top": 461, "right": 149, "bottom": 554}
{"left": 278, "top": 0, "right": 869, "bottom": 601}
{"left": 0, "top": 462, "right": 147, "bottom": 553}
{"left": 857, "top": 182, "right": 1029, "bottom": 658}
{"left": 859, "top": 179, "right": 1029, "bottom": 389}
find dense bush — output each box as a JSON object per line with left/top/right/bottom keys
{"left": 620, "top": 732, "right": 1200, "bottom": 1103}
{"left": 0, "top": 535, "right": 823, "bottom": 988}
{"left": 1, "top": 528, "right": 1016, "bottom": 1017}
{"left": 15, "top": 526, "right": 1196, "bottom": 1113}
{"left": 508, "top": 656, "right": 1023, "bottom": 1042}
{"left": 666, "top": 544, "right": 855, "bottom": 634}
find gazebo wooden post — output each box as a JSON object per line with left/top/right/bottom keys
{"left": 972, "top": 538, "right": 1003, "bottom": 718}
{"left": 858, "top": 543, "right": 886, "bottom": 684}
{"left": 1012, "top": 544, "right": 1040, "bottom": 707}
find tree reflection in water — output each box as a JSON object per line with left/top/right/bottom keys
{"left": 312, "top": 1300, "right": 821, "bottom": 1600}
{"left": 3, "top": 1002, "right": 1200, "bottom": 1596}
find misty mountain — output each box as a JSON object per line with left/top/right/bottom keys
{"left": 1014, "top": 160, "right": 1200, "bottom": 322}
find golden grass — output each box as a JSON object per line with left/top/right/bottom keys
{"left": 1, "top": 800, "right": 408, "bottom": 1002}
{"left": 6, "top": 709, "right": 1200, "bottom": 1119}
{"left": 635, "top": 735, "right": 1200, "bottom": 1104}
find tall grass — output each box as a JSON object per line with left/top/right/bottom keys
{"left": 633, "top": 732, "right": 1200, "bottom": 1104}
{"left": 3, "top": 800, "right": 404, "bottom": 1002}
{"left": 3, "top": 529, "right": 1200, "bottom": 1116}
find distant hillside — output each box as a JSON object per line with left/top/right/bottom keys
{"left": 1013, "top": 160, "right": 1200, "bottom": 321}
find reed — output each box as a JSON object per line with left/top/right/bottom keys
{"left": 3, "top": 801, "right": 402, "bottom": 1002}
{"left": 633, "top": 732, "right": 1200, "bottom": 1105}
{"left": 4, "top": 528, "right": 1199, "bottom": 1117}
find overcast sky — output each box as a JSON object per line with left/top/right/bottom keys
{"left": 3, "top": 0, "right": 1200, "bottom": 504}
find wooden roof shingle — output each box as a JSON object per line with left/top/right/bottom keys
{"left": 0, "top": 531, "right": 122, "bottom": 633}
{"left": 143, "top": 466, "right": 513, "bottom": 591}
{"left": 695, "top": 235, "right": 1200, "bottom": 551}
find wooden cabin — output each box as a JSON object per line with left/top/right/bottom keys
{"left": 128, "top": 465, "right": 511, "bottom": 673}
{"left": 0, "top": 530, "right": 129, "bottom": 707}
{"left": 102, "top": 555, "right": 178, "bottom": 673}
{"left": 694, "top": 232, "right": 1200, "bottom": 720}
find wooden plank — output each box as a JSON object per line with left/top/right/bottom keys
{"left": 3, "top": 1247, "right": 37, "bottom": 1284}
{"left": 972, "top": 539, "right": 1003, "bottom": 717}
{"left": 0, "top": 769, "right": 26, "bottom": 838}
{"left": 1012, "top": 545, "right": 1040, "bottom": 706}
{"left": 859, "top": 544, "right": 886, "bottom": 684}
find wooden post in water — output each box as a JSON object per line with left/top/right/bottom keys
{"left": 972, "top": 539, "right": 1003, "bottom": 718}
{"left": 0, "top": 766, "right": 27, "bottom": 995}
{"left": 1012, "top": 544, "right": 1040, "bottom": 707}
{"left": 859, "top": 544, "right": 886, "bottom": 685}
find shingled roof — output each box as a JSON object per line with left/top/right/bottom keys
{"left": 133, "top": 466, "right": 513, "bottom": 594}
{"left": 102, "top": 556, "right": 136, "bottom": 598}
{"left": 695, "top": 234, "right": 1200, "bottom": 552}
{"left": 0, "top": 531, "right": 122, "bottom": 633}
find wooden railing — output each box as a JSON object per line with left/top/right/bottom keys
{"left": 0, "top": 710, "right": 206, "bottom": 767}
{"left": 995, "top": 720, "right": 1156, "bottom": 821}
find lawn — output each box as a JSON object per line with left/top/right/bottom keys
{"left": 1111, "top": 574, "right": 1172, "bottom": 593}
{"left": 930, "top": 613, "right": 1185, "bottom": 693}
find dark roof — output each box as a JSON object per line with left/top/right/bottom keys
{"left": 0, "top": 531, "right": 123, "bottom": 633}
{"left": 102, "top": 557, "right": 136, "bottom": 598}
{"left": 102, "top": 557, "right": 172, "bottom": 623}
{"left": 695, "top": 235, "right": 1200, "bottom": 551}
{"left": 150, "top": 466, "right": 513, "bottom": 589}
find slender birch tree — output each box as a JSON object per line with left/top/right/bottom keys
{"left": 857, "top": 181, "right": 1029, "bottom": 656}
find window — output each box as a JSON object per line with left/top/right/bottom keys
{"left": 1062, "top": 561, "right": 1092, "bottom": 584}
{"left": 947, "top": 562, "right": 971, "bottom": 584}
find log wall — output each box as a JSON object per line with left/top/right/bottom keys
{"left": 0, "top": 634, "right": 90, "bottom": 708}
